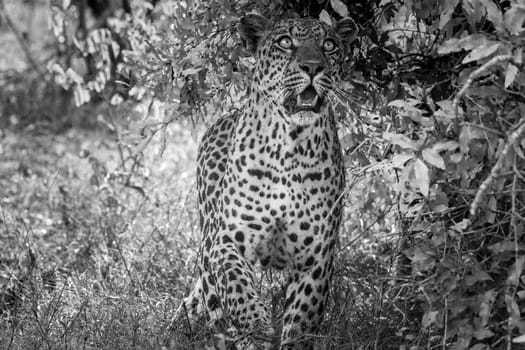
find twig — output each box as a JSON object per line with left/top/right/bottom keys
{"left": 507, "top": 162, "right": 519, "bottom": 350}
{"left": 453, "top": 54, "right": 513, "bottom": 119}
{"left": 0, "top": 0, "right": 44, "bottom": 77}
{"left": 443, "top": 296, "right": 448, "bottom": 350}
{"left": 461, "top": 122, "right": 505, "bottom": 137}
{"left": 469, "top": 120, "right": 525, "bottom": 216}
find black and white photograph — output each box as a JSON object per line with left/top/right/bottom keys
{"left": 1, "top": 0, "right": 524, "bottom": 349}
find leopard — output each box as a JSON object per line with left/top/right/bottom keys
{"left": 178, "top": 13, "right": 358, "bottom": 350}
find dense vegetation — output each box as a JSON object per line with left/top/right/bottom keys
{"left": 1, "top": 0, "right": 524, "bottom": 349}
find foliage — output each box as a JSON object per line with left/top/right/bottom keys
{"left": 1, "top": 0, "right": 525, "bottom": 349}
{"left": 376, "top": 1, "right": 525, "bottom": 349}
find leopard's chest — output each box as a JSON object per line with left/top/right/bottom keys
{"left": 218, "top": 132, "right": 344, "bottom": 268}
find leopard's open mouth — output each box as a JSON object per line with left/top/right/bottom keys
{"left": 283, "top": 86, "right": 323, "bottom": 114}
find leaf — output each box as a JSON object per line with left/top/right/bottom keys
{"left": 406, "top": 245, "right": 436, "bottom": 272}
{"left": 505, "top": 295, "right": 525, "bottom": 332}
{"left": 462, "top": 42, "right": 500, "bottom": 63}
{"left": 389, "top": 99, "right": 433, "bottom": 127}
{"left": 433, "top": 140, "right": 459, "bottom": 153}
{"left": 391, "top": 153, "right": 415, "bottom": 168}
{"left": 479, "top": 303, "right": 491, "bottom": 327}
{"left": 465, "top": 267, "right": 493, "bottom": 286}
{"left": 437, "top": 34, "right": 488, "bottom": 55}
{"left": 181, "top": 67, "right": 204, "bottom": 76}
{"left": 479, "top": 0, "right": 504, "bottom": 32}
{"left": 513, "top": 334, "right": 525, "bottom": 343}
{"left": 410, "top": 159, "right": 430, "bottom": 197}
{"left": 439, "top": 0, "right": 460, "bottom": 29}
{"left": 504, "top": 5, "right": 525, "bottom": 35}
{"left": 462, "top": 0, "right": 487, "bottom": 24}
{"left": 330, "top": 0, "right": 349, "bottom": 17}
{"left": 452, "top": 323, "right": 473, "bottom": 350}
{"left": 489, "top": 240, "right": 525, "bottom": 254}
{"left": 110, "top": 94, "right": 124, "bottom": 105}
{"left": 384, "top": 132, "right": 421, "bottom": 151}
{"left": 486, "top": 197, "right": 497, "bottom": 223}
{"left": 319, "top": 10, "right": 332, "bottom": 25}
{"left": 422, "top": 310, "right": 439, "bottom": 328}
{"left": 508, "top": 256, "right": 525, "bottom": 286}
{"left": 473, "top": 328, "right": 494, "bottom": 340}
{"left": 434, "top": 100, "right": 459, "bottom": 124}
{"left": 388, "top": 98, "right": 420, "bottom": 109}
{"left": 459, "top": 125, "right": 486, "bottom": 153}
{"left": 505, "top": 49, "right": 522, "bottom": 88}
{"left": 469, "top": 345, "right": 489, "bottom": 350}
{"left": 422, "top": 148, "right": 446, "bottom": 169}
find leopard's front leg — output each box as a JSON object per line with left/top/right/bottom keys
{"left": 280, "top": 245, "right": 335, "bottom": 350}
{"left": 206, "top": 234, "right": 274, "bottom": 349}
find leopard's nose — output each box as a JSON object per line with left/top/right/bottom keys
{"left": 298, "top": 62, "right": 324, "bottom": 78}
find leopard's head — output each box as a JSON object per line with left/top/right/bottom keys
{"left": 238, "top": 14, "right": 358, "bottom": 126}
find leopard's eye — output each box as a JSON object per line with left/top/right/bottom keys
{"left": 276, "top": 36, "right": 293, "bottom": 50}
{"left": 322, "top": 39, "right": 337, "bottom": 52}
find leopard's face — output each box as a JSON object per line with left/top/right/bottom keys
{"left": 239, "top": 15, "right": 358, "bottom": 126}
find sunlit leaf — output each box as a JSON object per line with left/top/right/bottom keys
{"left": 422, "top": 148, "right": 446, "bottom": 169}
{"left": 330, "top": 0, "right": 349, "bottom": 17}
{"left": 479, "top": 302, "right": 491, "bottom": 327}
{"left": 384, "top": 132, "right": 421, "bottom": 151}
{"left": 487, "top": 197, "right": 497, "bottom": 223}
{"left": 432, "top": 140, "right": 459, "bottom": 153}
{"left": 503, "top": 5, "right": 525, "bottom": 35}
{"left": 439, "top": 0, "right": 460, "bottom": 29}
{"left": 513, "top": 334, "right": 525, "bottom": 343}
{"left": 181, "top": 67, "right": 205, "bottom": 76}
{"left": 462, "top": 42, "right": 500, "bottom": 63}
{"left": 434, "top": 100, "right": 460, "bottom": 123}
{"left": 389, "top": 99, "right": 433, "bottom": 126}
{"left": 505, "top": 295, "right": 525, "bottom": 332}
{"left": 465, "top": 0, "right": 490, "bottom": 25}
{"left": 319, "top": 10, "right": 332, "bottom": 25}
{"left": 479, "top": 0, "right": 504, "bottom": 32}
{"left": 410, "top": 158, "right": 430, "bottom": 196}
{"left": 391, "top": 153, "right": 415, "bottom": 168}
{"left": 508, "top": 256, "right": 525, "bottom": 286}
{"left": 437, "top": 34, "right": 488, "bottom": 54}
{"left": 505, "top": 49, "right": 522, "bottom": 88}
{"left": 422, "top": 310, "right": 439, "bottom": 328}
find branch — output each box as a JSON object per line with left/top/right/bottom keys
{"left": 453, "top": 54, "right": 513, "bottom": 119}
{"left": 0, "top": 0, "right": 44, "bottom": 77}
{"left": 470, "top": 120, "right": 525, "bottom": 216}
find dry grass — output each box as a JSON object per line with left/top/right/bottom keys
{"left": 0, "top": 116, "right": 203, "bottom": 349}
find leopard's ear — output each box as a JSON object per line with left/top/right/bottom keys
{"left": 238, "top": 14, "right": 271, "bottom": 54}
{"left": 334, "top": 17, "right": 358, "bottom": 44}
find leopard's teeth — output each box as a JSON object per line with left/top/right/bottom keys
{"left": 297, "top": 94, "right": 319, "bottom": 107}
